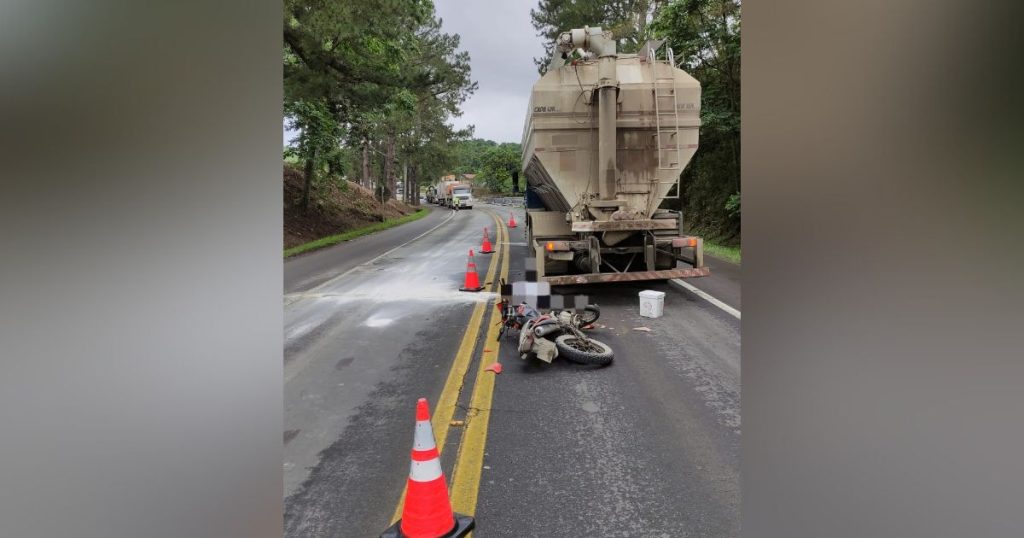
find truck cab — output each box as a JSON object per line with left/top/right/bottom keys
{"left": 452, "top": 185, "right": 473, "bottom": 209}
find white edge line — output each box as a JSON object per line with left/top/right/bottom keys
{"left": 669, "top": 278, "right": 741, "bottom": 320}
{"left": 285, "top": 210, "right": 457, "bottom": 307}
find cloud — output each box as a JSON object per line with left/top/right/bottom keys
{"left": 434, "top": 0, "right": 543, "bottom": 143}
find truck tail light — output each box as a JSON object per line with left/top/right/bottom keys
{"left": 546, "top": 241, "right": 570, "bottom": 251}
{"left": 671, "top": 237, "right": 699, "bottom": 248}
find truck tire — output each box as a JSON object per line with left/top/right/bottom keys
{"left": 554, "top": 334, "right": 613, "bottom": 366}
{"left": 656, "top": 251, "right": 676, "bottom": 270}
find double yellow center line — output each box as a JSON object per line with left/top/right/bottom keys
{"left": 449, "top": 213, "right": 510, "bottom": 516}
{"left": 390, "top": 208, "right": 510, "bottom": 525}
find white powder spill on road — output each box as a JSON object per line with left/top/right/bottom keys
{"left": 364, "top": 316, "right": 393, "bottom": 328}
{"left": 286, "top": 255, "right": 498, "bottom": 306}
{"left": 285, "top": 321, "right": 317, "bottom": 341}
{"left": 285, "top": 309, "right": 335, "bottom": 342}
{"left": 286, "top": 211, "right": 501, "bottom": 312}
{"left": 287, "top": 289, "right": 497, "bottom": 306}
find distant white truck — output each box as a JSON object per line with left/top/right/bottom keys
{"left": 449, "top": 183, "right": 474, "bottom": 209}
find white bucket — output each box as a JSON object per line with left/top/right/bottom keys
{"left": 639, "top": 290, "right": 665, "bottom": 318}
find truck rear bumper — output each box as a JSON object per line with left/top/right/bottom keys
{"left": 542, "top": 266, "right": 710, "bottom": 285}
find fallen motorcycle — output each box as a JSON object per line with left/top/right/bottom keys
{"left": 496, "top": 294, "right": 612, "bottom": 366}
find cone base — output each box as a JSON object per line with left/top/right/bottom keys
{"left": 459, "top": 285, "right": 485, "bottom": 292}
{"left": 379, "top": 513, "right": 475, "bottom": 538}
{"left": 479, "top": 248, "right": 494, "bottom": 254}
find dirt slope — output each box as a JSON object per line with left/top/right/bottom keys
{"left": 283, "top": 166, "right": 417, "bottom": 249}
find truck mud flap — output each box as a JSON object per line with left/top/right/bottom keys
{"left": 542, "top": 266, "right": 710, "bottom": 285}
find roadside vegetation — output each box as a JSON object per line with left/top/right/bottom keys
{"left": 283, "top": 164, "right": 423, "bottom": 253}
{"left": 284, "top": 207, "right": 429, "bottom": 258}
{"left": 703, "top": 240, "right": 741, "bottom": 264}
{"left": 449, "top": 139, "right": 522, "bottom": 196}
{"left": 283, "top": 0, "right": 476, "bottom": 247}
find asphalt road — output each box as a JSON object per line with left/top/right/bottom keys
{"left": 283, "top": 203, "right": 740, "bottom": 537}
{"left": 284, "top": 207, "right": 454, "bottom": 295}
{"left": 283, "top": 205, "right": 499, "bottom": 537}
{"left": 475, "top": 216, "right": 740, "bottom": 537}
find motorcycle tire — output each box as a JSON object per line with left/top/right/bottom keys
{"left": 579, "top": 305, "right": 601, "bottom": 326}
{"left": 554, "top": 334, "right": 613, "bottom": 366}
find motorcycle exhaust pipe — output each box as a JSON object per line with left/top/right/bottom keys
{"left": 533, "top": 324, "right": 561, "bottom": 338}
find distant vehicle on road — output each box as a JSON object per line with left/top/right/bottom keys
{"left": 436, "top": 179, "right": 473, "bottom": 209}
{"left": 434, "top": 179, "right": 457, "bottom": 206}
{"left": 450, "top": 183, "right": 473, "bottom": 209}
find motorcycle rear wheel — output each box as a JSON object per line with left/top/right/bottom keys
{"left": 554, "top": 334, "right": 613, "bottom": 366}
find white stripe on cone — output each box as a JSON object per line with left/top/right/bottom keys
{"left": 409, "top": 458, "right": 444, "bottom": 482}
{"left": 413, "top": 420, "right": 436, "bottom": 450}
{"left": 409, "top": 418, "right": 444, "bottom": 482}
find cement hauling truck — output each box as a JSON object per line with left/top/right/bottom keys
{"left": 522, "top": 26, "right": 709, "bottom": 285}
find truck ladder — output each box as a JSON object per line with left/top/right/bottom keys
{"left": 651, "top": 47, "right": 682, "bottom": 198}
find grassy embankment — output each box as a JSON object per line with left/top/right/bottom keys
{"left": 703, "top": 240, "right": 741, "bottom": 264}
{"left": 284, "top": 208, "right": 428, "bottom": 258}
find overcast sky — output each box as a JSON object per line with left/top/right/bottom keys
{"left": 284, "top": 0, "right": 542, "bottom": 146}
{"left": 433, "top": 0, "right": 540, "bottom": 143}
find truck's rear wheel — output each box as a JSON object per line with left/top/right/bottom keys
{"left": 656, "top": 250, "right": 675, "bottom": 270}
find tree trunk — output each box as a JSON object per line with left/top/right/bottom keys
{"left": 384, "top": 133, "right": 396, "bottom": 201}
{"left": 361, "top": 139, "right": 370, "bottom": 189}
{"left": 407, "top": 166, "right": 415, "bottom": 205}
{"left": 301, "top": 147, "right": 316, "bottom": 212}
{"left": 404, "top": 164, "right": 409, "bottom": 204}
{"left": 403, "top": 162, "right": 410, "bottom": 204}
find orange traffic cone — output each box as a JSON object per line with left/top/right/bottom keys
{"left": 459, "top": 249, "right": 484, "bottom": 292}
{"left": 379, "top": 398, "right": 474, "bottom": 538}
{"left": 480, "top": 227, "right": 494, "bottom": 254}
{"left": 508, "top": 212, "right": 517, "bottom": 228}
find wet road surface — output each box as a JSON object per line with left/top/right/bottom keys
{"left": 283, "top": 203, "right": 740, "bottom": 537}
